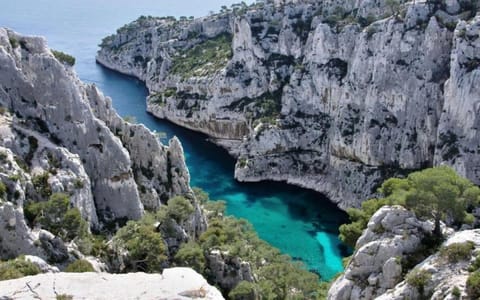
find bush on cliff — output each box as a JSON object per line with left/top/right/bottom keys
{"left": 0, "top": 256, "right": 41, "bottom": 281}
{"left": 24, "top": 193, "right": 89, "bottom": 242}
{"left": 112, "top": 221, "right": 167, "bottom": 272}
{"left": 65, "top": 259, "right": 95, "bottom": 273}
{"left": 467, "top": 270, "right": 480, "bottom": 299}
{"left": 170, "top": 33, "right": 232, "bottom": 77}
{"left": 174, "top": 241, "right": 205, "bottom": 273}
{"left": 339, "top": 167, "right": 480, "bottom": 248}
{"left": 52, "top": 50, "right": 75, "bottom": 66}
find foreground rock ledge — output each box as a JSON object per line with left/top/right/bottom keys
{"left": 0, "top": 267, "right": 224, "bottom": 299}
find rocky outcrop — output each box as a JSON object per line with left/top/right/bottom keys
{"left": 327, "top": 205, "right": 480, "bottom": 299}
{"left": 0, "top": 268, "right": 224, "bottom": 299}
{"left": 97, "top": 0, "right": 480, "bottom": 208}
{"left": 206, "top": 249, "right": 255, "bottom": 291}
{"left": 328, "top": 206, "right": 433, "bottom": 299}
{"left": 376, "top": 230, "right": 480, "bottom": 300}
{"left": 0, "top": 28, "right": 206, "bottom": 266}
{"left": 0, "top": 28, "right": 196, "bottom": 222}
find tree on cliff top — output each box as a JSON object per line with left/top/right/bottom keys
{"left": 340, "top": 166, "right": 480, "bottom": 247}
{"left": 399, "top": 166, "right": 480, "bottom": 238}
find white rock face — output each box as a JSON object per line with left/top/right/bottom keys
{"left": 376, "top": 230, "right": 480, "bottom": 300}
{"left": 0, "top": 28, "right": 205, "bottom": 264}
{"left": 97, "top": 1, "right": 480, "bottom": 209}
{"left": 0, "top": 28, "right": 196, "bottom": 222}
{"left": 0, "top": 268, "right": 224, "bottom": 299}
{"left": 328, "top": 204, "right": 480, "bottom": 299}
{"left": 328, "top": 206, "right": 431, "bottom": 299}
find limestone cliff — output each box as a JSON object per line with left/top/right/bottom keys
{"left": 328, "top": 205, "right": 480, "bottom": 299}
{"left": 0, "top": 28, "right": 205, "bottom": 260}
{"left": 97, "top": 0, "right": 480, "bottom": 209}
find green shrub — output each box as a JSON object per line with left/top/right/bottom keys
{"left": 170, "top": 33, "right": 232, "bottom": 78}
{"left": 32, "top": 172, "right": 52, "bottom": 198}
{"left": 9, "top": 37, "right": 19, "bottom": 48}
{"left": 339, "top": 198, "right": 389, "bottom": 248}
{"left": 229, "top": 281, "right": 258, "bottom": 300}
{"left": 339, "top": 167, "right": 480, "bottom": 248}
{"left": 174, "top": 242, "right": 205, "bottom": 273}
{"left": 52, "top": 50, "right": 75, "bottom": 66}
{"left": 406, "top": 269, "right": 431, "bottom": 295}
{"left": 440, "top": 241, "right": 475, "bottom": 263}
{"left": 56, "top": 295, "right": 73, "bottom": 300}
{"left": 113, "top": 221, "right": 167, "bottom": 272}
{"left": 203, "top": 200, "right": 226, "bottom": 217}
{"left": 469, "top": 253, "right": 480, "bottom": 272}
{"left": 24, "top": 193, "right": 89, "bottom": 242}
{"left": 0, "top": 181, "right": 6, "bottom": 198}
{"left": 464, "top": 213, "right": 475, "bottom": 225}
{"left": 467, "top": 271, "right": 480, "bottom": 299}
{"left": 192, "top": 187, "right": 209, "bottom": 204}
{"left": 74, "top": 178, "right": 84, "bottom": 189}
{"left": 451, "top": 285, "right": 461, "bottom": 298}
{"left": 238, "top": 158, "right": 248, "bottom": 168}
{"left": 165, "top": 196, "right": 194, "bottom": 224}
{"left": 0, "top": 257, "right": 41, "bottom": 281}
{"left": 65, "top": 259, "right": 94, "bottom": 273}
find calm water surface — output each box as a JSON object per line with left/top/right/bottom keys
{"left": 1, "top": 0, "right": 348, "bottom": 279}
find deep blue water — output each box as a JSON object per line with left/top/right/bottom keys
{"left": 1, "top": 0, "right": 348, "bottom": 280}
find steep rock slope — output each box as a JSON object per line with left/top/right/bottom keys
{"left": 328, "top": 205, "right": 480, "bottom": 299}
{"left": 97, "top": 0, "right": 480, "bottom": 208}
{"left": 0, "top": 28, "right": 205, "bottom": 259}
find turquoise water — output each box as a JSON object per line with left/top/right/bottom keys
{"left": 1, "top": 0, "right": 349, "bottom": 280}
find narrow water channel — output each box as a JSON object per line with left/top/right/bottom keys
{"left": 2, "top": 0, "right": 349, "bottom": 280}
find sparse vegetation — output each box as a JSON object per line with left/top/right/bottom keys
{"left": 0, "top": 181, "right": 6, "bottom": 198}
{"left": 24, "top": 193, "right": 89, "bottom": 242}
{"left": 339, "top": 167, "right": 480, "bottom": 248}
{"left": 451, "top": 285, "right": 461, "bottom": 298}
{"left": 194, "top": 190, "right": 323, "bottom": 298}
{"left": 112, "top": 221, "right": 167, "bottom": 272}
{"left": 440, "top": 241, "right": 475, "bottom": 263}
{"left": 174, "top": 241, "right": 205, "bottom": 273}
{"left": 123, "top": 115, "right": 137, "bottom": 123}
{"left": 406, "top": 269, "right": 431, "bottom": 296}
{"left": 0, "top": 256, "right": 41, "bottom": 281}
{"left": 9, "top": 37, "right": 19, "bottom": 48}
{"left": 467, "top": 271, "right": 480, "bottom": 299}
{"left": 52, "top": 50, "right": 76, "bottom": 66}
{"left": 65, "top": 259, "right": 95, "bottom": 273}
{"left": 170, "top": 33, "right": 232, "bottom": 78}
{"left": 32, "top": 172, "right": 52, "bottom": 198}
